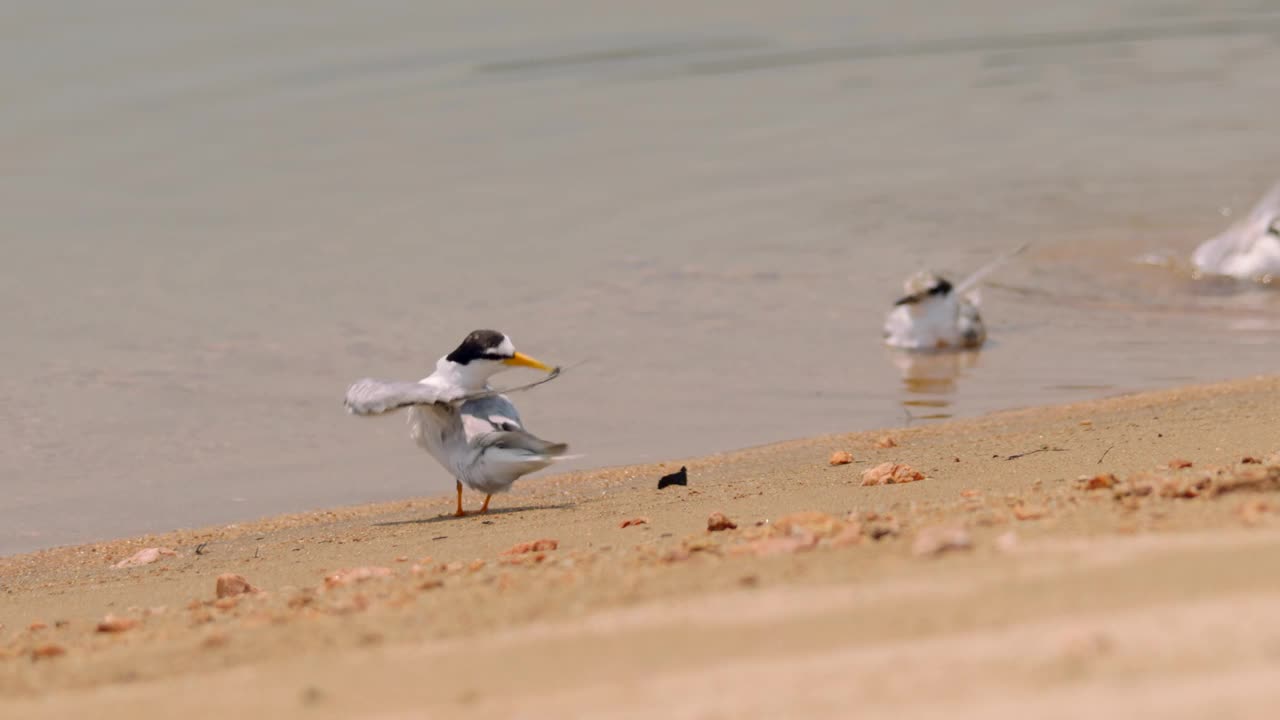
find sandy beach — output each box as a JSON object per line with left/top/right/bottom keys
{"left": 4, "top": 376, "right": 1280, "bottom": 718}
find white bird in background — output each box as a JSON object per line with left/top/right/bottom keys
{"left": 344, "top": 330, "right": 569, "bottom": 517}
{"left": 1192, "top": 180, "right": 1280, "bottom": 282}
{"left": 883, "top": 243, "right": 1028, "bottom": 351}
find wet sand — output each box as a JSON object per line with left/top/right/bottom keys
{"left": 4, "top": 376, "right": 1280, "bottom": 718}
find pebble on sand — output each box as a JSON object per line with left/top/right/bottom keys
{"left": 875, "top": 436, "right": 899, "bottom": 449}
{"left": 30, "top": 644, "right": 66, "bottom": 660}
{"left": 657, "top": 466, "right": 688, "bottom": 490}
{"left": 1012, "top": 503, "right": 1048, "bottom": 521}
{"left": 729, "top": 534, "right": 819, "bottom": 558}
{"left": 1080, "top": 473, "right": 1117, "bottom": 490}
{"left": 774, "top": 511, "right": 841, "bottom": 539}
{"left": 215, "top": 573, "right": 260, "bottom": 599}
{"left": 113, "top": 547, "right": 178, "bottom": 569}
{"left": 912, "top": 526, "right": 973, "bottom": 556}
{"left": 1167, "top": 459, "right": 1194, "bottom": 469}
{"left": 707, "top": 512, "right": 738, "bottom": 532}
{"left": 829, "top": 451, "right": 855, "bottom": 466}
{"left": 860, "top": 462, "right": 925, "bottom": 486}
{"left": 502, "top": 539, "right": 559, "bottom": 555}
{"left": 1239, "top": 498, "right": 1273, "bottom": 526}
{"left": 96, "top": 615, "right": 139, "bottom": 633}
{"left": 619, "top": 517, "right": 650, "bottom": 528}
{"left": 323, "top": 567, "right": 393, "bottom": 588}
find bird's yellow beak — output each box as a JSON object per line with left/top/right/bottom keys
{"left": 503, "top": 352, "right": 554, "bottom": 372}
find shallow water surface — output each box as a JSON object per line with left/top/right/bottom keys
{"left": 3, "top": 0, "right": 1280, "bottom": 554}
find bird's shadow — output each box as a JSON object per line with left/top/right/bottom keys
{"left": 371, "top": 502, "right": 573, "bottom": 527}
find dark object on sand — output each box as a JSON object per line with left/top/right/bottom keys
{"left": 658, "top": 466, "right": 688, "bottom": 490}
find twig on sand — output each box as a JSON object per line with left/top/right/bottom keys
{"left": 1097, "top": 444, "right": 1115, "bottom": 465}
{"left": 1004, "top": 445, "right": 1068, "bottom": 461}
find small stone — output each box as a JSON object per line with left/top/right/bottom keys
{"left": 28, "top": 621, "right": 47, "bottom": 632}
{"left": 113, "top": 547, "right": 178, "bottom": 569}
{"left": 875, "top": 436, "right": 898, "bottom": 449}
{"left": 96, "top": 615, "right": 139, "bottom": 633}
{"left": 729, "top": 535, "right": 818, "bottom": 557}
{"left": 860, "top": 462, "right": 925, "bottom": 486}
{"left": 657, "top": 466, "right": 688, "bottom": 490}
{"left": 960, "top": 489, "right": 981, "bottom": 498}
{"left": 502, "top": 539, "right": 559, "bottom": 555}
{"left": 213, "top": 597, "right": 239, "bottom": 611}
{"left": 1013, "top": 503, "right": 1048, "bottom": 521}
{"left": 707, "top": 512, "right": 738, "bottom": 532}
{"left": 619, "top": 517, "right": 650, "bottom": 529}
{"left": 829, "top": 451, "right": 854, "bottom": 466}
{"left": 1081, "top": 473, "right": 1117, "bottom": 490}
{"left": 774, "top": 511, "right": 842, "bottom": 538}
{"left": 323, "top": 567, "right": 393, "bottom": 588}
{"left": 30, "top": 644, "right": 66, "bottom": 660}
{"left": 395, "top": 556, "right": 409, "bottom": 563}
{"left": 215, "top": 573, "right": 259, "bottom": 598}
{"left": 1239, "top": 498, "right": 1272, "bottom": 526}
{"left": 467, "top": 559, "right": 487, "bottom": 572}
{"left": 1167, "top": 459, "right": 1193, "bottom": 469}
{"left": 912, "top": 526, "right": 972, "bottom": 556}
{"left": 829, "top": 522, "right": 865, "bottom": 548}
{"left": 1242, "top": 456, "right": 1262, "bottom": 464}
{"left": 202, "top": 632, "right": 229, "bottom": 649}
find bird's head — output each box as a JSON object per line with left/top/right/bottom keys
{"left": 439, "top": 329, "right": 554, "bottom": 387}
{"left": 893, "top": 271, "right": 953, "bottom": 309}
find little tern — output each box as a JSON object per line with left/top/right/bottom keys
{"left": 883, "top": 243, "right": 1028, "bottom": 351}
{"left": 1192, "top": 180, "right": 1280, "bottom": 282}
{"left": 344, "top": 330, "right": 568, "bottom": 516}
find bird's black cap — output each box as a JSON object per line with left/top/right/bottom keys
{"left": 445, "top": 329, "right": 509, "bottom": 365}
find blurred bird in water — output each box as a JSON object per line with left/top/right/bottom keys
{"left": 1192, "top": 180, "right": 1280, "bottom": 282}
{"left": 882, "top": 243, "right": 1028, "bottom": 351}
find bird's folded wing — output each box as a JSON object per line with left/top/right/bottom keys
{"left": 479, "top": 429, "right": 570, "bottom": 458}
{"left": 344, "top": 379, "right": 448, "bottom": 415}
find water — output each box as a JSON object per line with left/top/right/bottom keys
{"left": 3, "top": 0, "right": 1280, "bottom": 555}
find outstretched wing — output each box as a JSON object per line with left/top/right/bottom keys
{"left": 343, "top": 379, "right": 448, "bottom": 416}
{"left": 344, "top": 366, "right": 564, "bottom": 416}
{"left": 953, "top": 242, "right": 1031, "bottom": 297}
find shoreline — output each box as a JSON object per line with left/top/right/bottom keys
{"left": 4, "top": 373, "right": 1269, "bottom": 565}
{"left": 4, "top": 374, "right": 1280, "bottom": 717}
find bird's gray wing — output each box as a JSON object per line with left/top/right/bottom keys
{"left": 344, "top": 379, "right": 449, "bottom": 416}
{"left": 459, "top": 395, "right": 525, "bottom": 437}
{"left": 480, "top": 430, "right": 570, "bottom": 457}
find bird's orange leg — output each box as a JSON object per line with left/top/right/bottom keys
{"left": 454, "top": 481, "right": 466, "bottom": 517}
{"left": 479, "top": 494, "right": 492, "bottom": 514}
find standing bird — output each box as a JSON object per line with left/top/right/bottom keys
{"left": 344, "top": 330, "right": 569, "bottom": 516}
{"left": 882, "top": 243, "right": 1028, "bottom": 351}
{"left": 1191, "top": 180, "right": 1280, "bottom": 281}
